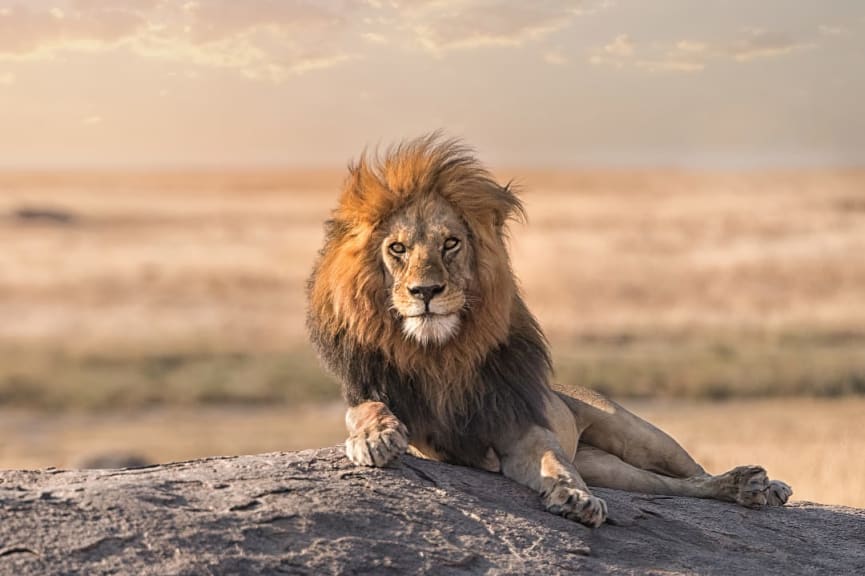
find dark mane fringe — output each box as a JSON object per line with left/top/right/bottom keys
{"left": 307, "top": 134, "right": 552, "bottom": 466}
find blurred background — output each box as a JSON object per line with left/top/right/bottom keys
{"left": 1, "top": 1, "right": 863, "bottom": 507}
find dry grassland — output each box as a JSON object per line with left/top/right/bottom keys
{"left": 0, "top": 169, "right": 864, "bottom": 507}
{"left": 1, "top": 169, "right": 863, "bottom": 405}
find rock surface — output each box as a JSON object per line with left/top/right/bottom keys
{"left": 1, "top": 446, "right": 863, "bottom": 575}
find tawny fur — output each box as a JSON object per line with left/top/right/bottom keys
{"left": 306, "top": 134, "right": 792, "bottom": 528}
{"left": 307, "top": 134, "right": 549, "bottom": 439}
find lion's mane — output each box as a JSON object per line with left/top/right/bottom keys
{"left": 307, "top": 135, "right": 552, "bottom": 466}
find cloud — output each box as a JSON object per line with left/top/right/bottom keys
{"left": 361, "top": 31, "right": 388, "bottom": 45}
{"left": 634, "top": 57, "right": 704, "bottom": 73}
{"left": 82, "top": 114, "right": 104, "bottom": 125}
{"left": 724, "top": 28, "right": 813, "bottom": 62}
{"left": 0, "top": 0, "right": 357, "bottom": 81}
{"left": 373, "top": 0, "right": 613, "bottom": 55}
{"left": 817, "top": 25, "right": 845, "bottom": 37}
{"left": 588, "top": 33, "right": 641, "bottom": 70}
{"left": 0, "top": 1, "right": 619, "bottom": 79}
{"left": 0, "top": 1, "right": 156, "bottom": 57}
{"left": 543, "top": 49, "right": 568, "bottom": 65}
{"left": 675, "top": 40, "right": 709, "bottom": 54}
{"left": 0, "top": 0, "right": 618, "bottom": 76}
{"left": 589, "top": 28, "right": 814, "bottom": 74}
{"left": 632, "top": 40, "right": 707, "bottom": 73}
{"left": 604, "top": 34, "right": 633, "bottom": 57}
{"left": 572, "top": 0, "right": 616, "bottom": 16}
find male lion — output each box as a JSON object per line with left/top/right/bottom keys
{"left": 307, "top": 135, "right": 792, "bottom": 527}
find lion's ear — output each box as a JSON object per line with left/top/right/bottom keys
{"left": 491, "top": 181, "right": 526, "bottom": 229}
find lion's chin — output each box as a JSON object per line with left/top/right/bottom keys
{"left": 402, "top": 314, "right": 460, "bottom": 346}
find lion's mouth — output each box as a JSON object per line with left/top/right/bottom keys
{"left": 404, "top": 308, "right": 462, "bottom": 320}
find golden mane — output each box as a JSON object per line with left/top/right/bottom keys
{"left": 308, "top": 135, "right": 537, "bottom": 413}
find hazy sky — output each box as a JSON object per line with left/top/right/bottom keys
{"left": 1, "top": 0, "right": 863, "bottom": 168}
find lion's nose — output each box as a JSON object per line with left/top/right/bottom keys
{"left": 408, "top": 283, "right": 445, "bottom": 305}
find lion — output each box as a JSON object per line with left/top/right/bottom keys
{"left": 306, "top": 135, "right": 792, "bottom": 527}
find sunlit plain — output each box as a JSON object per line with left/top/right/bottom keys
{"left": 0, "top": 168, "right": 863, "bottom": 507}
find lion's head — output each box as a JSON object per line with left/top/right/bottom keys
{"left": 380, "top": 191, "right": 471, "bottom": 345}
{"left": 308, "top": 134, "right": 530, "bottom": 380}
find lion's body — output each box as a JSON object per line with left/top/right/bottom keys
{"left": 306, "top": 137, "right": 552, "bottom": 467}
{"left": 307, "top": 135, "right": 791, "bottom": 527}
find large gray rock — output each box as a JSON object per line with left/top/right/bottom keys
{"left": 1, "top": 447, "right": 862, "bottom": 575}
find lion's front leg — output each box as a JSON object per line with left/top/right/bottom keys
{"left": 497, "top": 426, "right": 607, "bottom": 528}
{"left": 344, "top": 401, "right": 409, "bottom": 467}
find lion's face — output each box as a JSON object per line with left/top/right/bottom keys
{"left": 380, "top": 195, "right": 472, "bottom": 346}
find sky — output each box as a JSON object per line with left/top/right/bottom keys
{"left": 0, "top": 0, "right": 863, "bottom": 168}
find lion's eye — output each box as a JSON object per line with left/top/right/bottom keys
{"left": 443, "top": 237, "right": 460, "bottom": 251}
{"left": 388, "top": 242, "right": 406, "bottom": 255}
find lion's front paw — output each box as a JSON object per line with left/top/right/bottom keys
{"left": 543, "top": 480, "right": 607, "bottom": 528}
{"left": 766, "top": 479, "right": 793, "bottom": 506}
{"left": 344, "top": 415, "right": 409, "bottom": 467}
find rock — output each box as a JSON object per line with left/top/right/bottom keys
{"left": 1, "top": 447, "right": 863, "bottom": 575}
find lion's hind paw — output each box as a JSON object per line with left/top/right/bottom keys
{"left": 766, "top": 479, "right": 792, "bottom": 506}
{"left": 345, "top": 416, "right": 409, "bottom": 467}
{"left": 732, "top": 465, "right": 769, "bottom": 508}
{"left": 718, "top": 465, "right": 792, "bottom": 508}
{"left": 544, "top": 481, "right": 607, "bottom": 528}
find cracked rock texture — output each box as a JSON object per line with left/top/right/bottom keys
{"left": 1, "top": 446, "right": 863, "bottom": 575}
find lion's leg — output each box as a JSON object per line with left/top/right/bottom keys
{"left": 558, "top": 390, "right": 704, "bottom": 478}
{"left": 575, "top": 445, "right": 792, "bottom": 507}
{"left": 344, "top": 401, "right": 409, "bottom": 467}
{"left": 496, "top": 425, "right": 607, "bottom": 527}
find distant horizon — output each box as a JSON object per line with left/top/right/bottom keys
{"left": 1, "top": 156, "right": 863, "bottom": 172}
{"left": 1, "top": 140, "right": 864, "bottom": 172}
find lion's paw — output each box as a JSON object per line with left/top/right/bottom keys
{"left": 543, "top": 480, "right": 607, "bottom": 528}
{"left": 715, "top": 465, "right": 773, "bottom": 508}
{"left": 727, "top": 465, "right": 769, "bottom": 508}
{"left": 715, "top": 466, "right": 793, "bottom": 508}
{"left": 344, "top": 415, "right": 409, "bottom": 467}
{"left": 766, "top": 479, "right": 793, "bottom": 506}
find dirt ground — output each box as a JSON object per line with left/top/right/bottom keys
{"left": 1, "top": 169, "right": 864, "bottom": 404}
